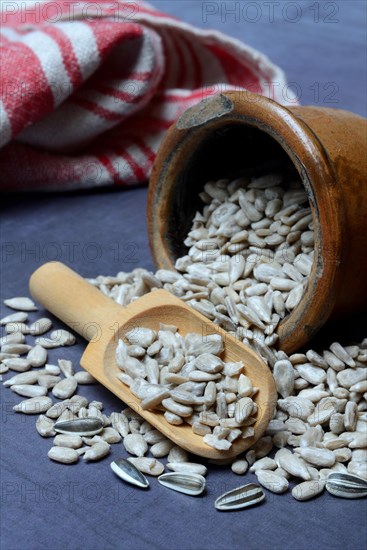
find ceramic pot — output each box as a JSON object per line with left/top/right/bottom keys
{"left": 147, "top": 92, "right": 367, "bottom": 353}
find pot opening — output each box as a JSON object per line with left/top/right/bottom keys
{"left": 168, "top": 123, "right": 299, "bottom": 259}
{"left": 163, "top": 120, "right": 316, "bottom": 345}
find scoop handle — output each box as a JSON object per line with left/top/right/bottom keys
{"left": 29, "top": 262, "right": 130, "bottom": 342}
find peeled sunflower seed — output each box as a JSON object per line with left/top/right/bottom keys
{"left": 0, "top": 312, "right": 28, "bottom": 324}
{"left": 166, "top": 462, "right": 207, "bottom": 476}
{"left": 11, "top": 384, "right": 48, "bottom": 398}
{"left": 52, "top": 377, "right": 78, "bottom": 399}
{"left": 3, "top": 371, "right": 38, "bottom": 386}
{"left": 2, "top": 358, "right": 31, "bottom": 372}
{"left": 3, "top": 297, "right": 37, "bottom": 311}
{"left": 50, "top": 330, "right": 76, "bottom": 346}
{"left": 127, "top": 457, "right": 165, "bottom": 476}
{"left": 27, "top": 345, "right": 48, "bottom": 367}
{"left": 54, "top": 434, "right": 83, "bottom": 449}
{"left": 215, "top": 483, "right": 265, "bottom": 511}
{"left": 83, "top": 440, "right": 110, "bottom": 461}
{"left": 36, "top": 415, "right": 56, "bottom": 437}
{"left": 48, "top": 446, "right": 79, "bottom": 464}
{"left": 13, "top": 396, "right": 53, "bottom": 414}
{"left": 1, "top": 344, "right": 32, "bottom": 355}
{"left": 255, "top": 470, "right": 289, "bottom": 494}
{"left": 123, "top": 433, "right": 148, "bottom": 457}
{"left": 158, "top": 473, "right": 206, "bottom": 496}
{"left": 326, "top": 472, "right": 367, "bottom": 499}
{"left": 29, "top": 318, "right": 53, "bottom": 335}
{"left": 111, "top": 458, "right": 149, "bottom": 488}
{"left": 38, "top": 374, "right": 61, "bottom": 389}
{"left": 291, "top": 480, "right": 326, "bottom": 501}
{"left": 167, "top": 446, "right": 189, "bottom": 464}
{"left": 54, "top": 417, "right": 104, "bottom": 436}
{"left": 35, "top": 338, "right": 62, "bottom": 349}
{"left": 0, "top": 332, "right": 26, "bottom": 345}
{"left": 74, "top": 371, "right": 96, "bottom": 384}
{"left": 58, "top": 359, "right": 74, "bottom": 378}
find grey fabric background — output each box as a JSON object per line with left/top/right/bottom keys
{"left": 1, "top": 2, "right": 366, "bottom": 549}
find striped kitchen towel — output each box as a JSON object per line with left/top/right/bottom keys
{"left": 0, "top": 0, "right": 295, "bottom": 191}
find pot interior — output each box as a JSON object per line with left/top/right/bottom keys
{"left": 167, "top": 122, "right": 299, "bottom": 260}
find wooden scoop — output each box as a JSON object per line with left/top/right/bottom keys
{"left": 30, "top": 262, "right": 277, "bottom": 459}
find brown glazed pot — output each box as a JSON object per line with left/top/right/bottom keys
{"left": 147, "top": 92, "right": 367, "bottom": 354}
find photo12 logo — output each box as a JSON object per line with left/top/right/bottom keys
{"left": 202, "top": 2, "right": 340, "bottom": 24}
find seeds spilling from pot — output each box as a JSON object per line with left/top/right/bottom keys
{"left": 1, "top": 171, "right": 366, "bottom": 505}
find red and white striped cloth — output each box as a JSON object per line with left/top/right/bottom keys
{"left": 0, "top": 0, "right": 295, "bottom": 191}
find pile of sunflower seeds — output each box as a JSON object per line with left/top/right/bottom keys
{"left": 0, "top": 300, "right": 205, "bottom": 475}
{"left": 1, "top": 171, "right": 366, "bottom": 503}
{"left": 115, "top": 325, "right": 258, "bottom": 451}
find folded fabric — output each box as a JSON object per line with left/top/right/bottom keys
{"left": 0, "top": 0, "right": 295, "bottom": 191}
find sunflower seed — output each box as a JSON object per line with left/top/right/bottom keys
{"left": 48, "top": 446, "right": 79, "bottom": 464}
{"left": 166, "top": 462, "right": 207, "bottom": 476}
{"left": 83, "top": 441, "right": 110, "bottom": 461}
{"left": 52, "top": 377, "right": 78, "bottom": 399}
{"left": 0, "top": 332, "right": 26, "bottom": 345}
{"left": 11, "top": 384, "right": 48, "bottom": 398}
{"left": 123, "top": 433, "right": 148, "bottom": 457}
{"left": 158, "top": 473, "right": 205, "bottom": 496}
{"left": 36, "top": 415, "right": 56, "bottom": 437}
{"left": 111, "top": 458, "right": 149, "bottom": 488}
{"left": 13, "top": 396, "right": 53, "bottom": 414}
{"left": 27, "top": 345, "right": 47, "bottom": 367}
{"left": 215, "top": 483, "right": 265, "bottom": 511}
{"left": 4, "top": 297, "right": 37, "bottom": 311}
{"left": 50, "top": 330, "right": 76, "bottom": 346}
{"left": 127, "top": 457, "right": 165, "bottom": 476}
{"left": 3, "top": 371, "right": 38, "bottom": 386}
{"left": 29, "top": 318, "right": 53, "bottom": 335}
{"left": 0, "top": 312, "right": 28, "bottom": 324}
{"left": 326, "top": 472, "right": 367, "bottom": 498}
{"left": 74, "top": 371, "right": 96, "bottom": 384}
{"left": 2, "top": 358, "right": 31, "bottom": 372}
{"left": 54, "top": 434, "right": 83, "bottom": 448}
{"left": 292, "top": 480, "right": 325, "bottom": 501}
{"left": 54, "top": 417, "right": 104, "bottom": 436}
{"left": 1, "top": 344, "right": 32, "bottom": 355}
